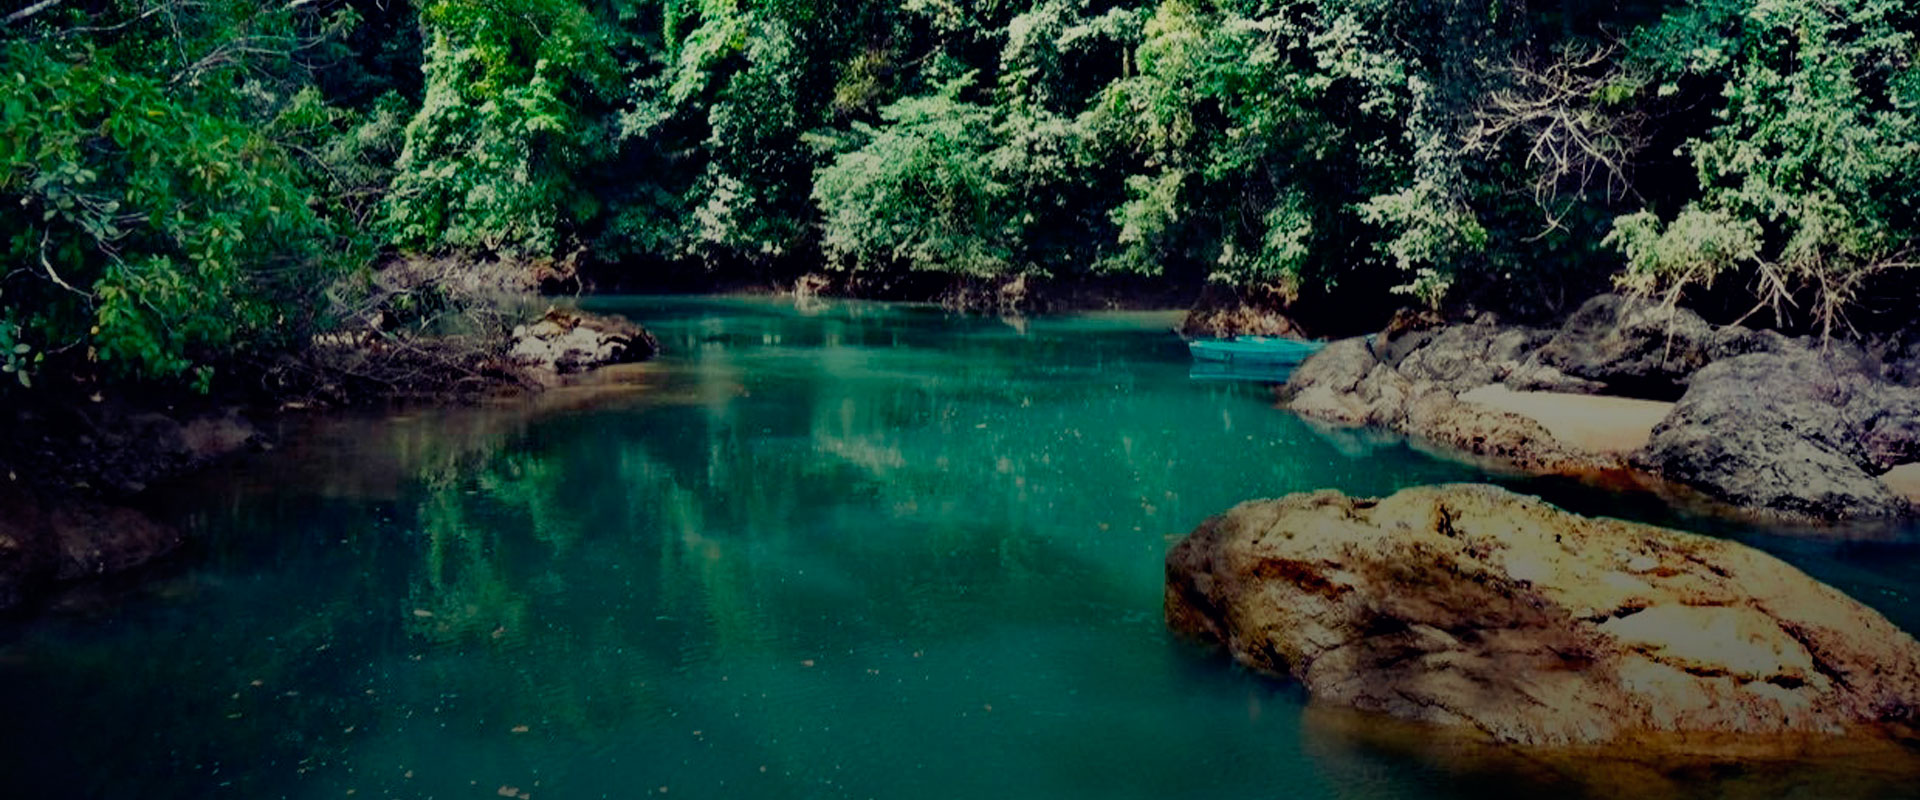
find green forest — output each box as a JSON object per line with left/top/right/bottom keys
{"left": 3, "top": 0, "right": 1918, "bottom": 389}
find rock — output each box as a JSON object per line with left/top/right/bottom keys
{"left": 1284, "top": 331, "right": 1614, "bottom": 474}
{"left": 1633, "top": 348, "right": 1920, "bottom": 520}
{"left": 1374, "top": 308, "right": 1447, "bottom": 367}
{"left": 0, "top": 499, "right": 47, "bottom": 608}
{"left": 1530, "top": 294, "right": 1786, "bottom": 399}
{"left": 510, "top": 308, "right": 659, "bottom": 383}
{"left": 1283, "top": 338, "right": 1398, "bottom": 426}
{"left": 177, "top": 409, "right": 262, "bottom": 463}
{"left": 1395, "top": 322, "right": 1550, "bottom": 391}
{"left": 1402, "top": 392, "right": 1611, "bottom": 474}
{"left": 1283, "top": 297, "right": 1919, "bottom": 521}
{"left": 1165, "top": 484, "right": 1920, "bottom": 747}
{"left": 1502, "top": 359, "right": 1608, "bottom": 394}
{"left": 1861, "top": 388, "right": 1920, "bottom": 472}
{"left": 1179, "top": 301, "right": 1308, "bottom": 339}
{"left": 0, "top": 489, "right": 181, "bottom": 608}
{"left": 47, "top": 503, "right": 181, "bottom": 581}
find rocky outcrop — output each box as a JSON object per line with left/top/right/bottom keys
{"left": 510, "top": 308, "right": 660, "bottom": 385}
{"left": 0, "top": 401, "right": 265, "bottom": 608}
{"left": 1, "top": 403, "right": 266, "bottom": 497}
{"left": 1526, "top": 294, "right": 1788, "bottom": 399}
{"left": 1280, "top": 294, "right": 1920, "bottom": 522}
{"left": 1633, "top": 347, "right": 1920, "bottom": 520}
{"left": 1180, "top": 304, "right": 1308, "bottom": 339}
{"left": 1165, "top": 484, "right": 1920, "bottom": 747}
{"left": 1178, "top": 285, "right": 1311, "bottom": 339}
{"left": 1283, "top": 319, "right": 1617, "bottom": 474}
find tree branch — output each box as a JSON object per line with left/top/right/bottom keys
{"left": 4, "top": 0, "right": 69, "bottom": 26}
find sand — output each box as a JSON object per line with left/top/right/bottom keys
{"left": 1882, "top": 463, "right": 1920, "bottom": 505}
{"left": 1457, "top": 385, "right": 1675, "bottom": 455}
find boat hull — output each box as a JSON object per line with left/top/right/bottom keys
{"left": 1186, "top": 336, "right": 1324, "bottom": 365}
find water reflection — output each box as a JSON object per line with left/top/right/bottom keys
{"left": 0, "top": 296, "right": 1916, "bottom": 799}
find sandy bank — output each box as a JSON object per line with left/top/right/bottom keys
{"left": 1457, "top": 385, "right": 1673, "bottom": 455}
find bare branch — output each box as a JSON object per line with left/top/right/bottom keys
{"left": 1463, "top": 44, "right": 1648, "bottom": 233}
{"left": 36, "top": 230, "right": 91, "bottom": 300}
{"left": 3, "top": 0, "right": 69, "bottom": 26}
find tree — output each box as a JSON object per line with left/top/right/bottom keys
{"left": 1607, "top": 0, "right": 1920, "bottom": 335}
{"left": 0, "top": 0, "right": 376, "bottom": 385}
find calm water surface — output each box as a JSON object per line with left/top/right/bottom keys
{"left": 5, "top": 296, "right": 1920, "bottom": 799}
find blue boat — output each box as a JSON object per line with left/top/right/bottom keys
{"left": 1186, "top": 335, "right": 1326, "bottom": 366}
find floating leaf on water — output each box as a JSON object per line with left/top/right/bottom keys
{"left": 412, "top": 609, "right": 434, "bottom": 618}
{"left": 510, "top": 725, "right": 529, "bottom": 733}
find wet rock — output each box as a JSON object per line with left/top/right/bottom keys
{"left": 1284, "top": 328, "right": 1614, "bottom": 474}
{"left": 510, "top": 309, "right": 659, "bottom": 383}
{"left": 1284, "top": 338, "right": 1400, "bottom": 426}
{"left": 1165, "top": 484, "right": 1920, "bottom": 747}
{"left": 1633, "top": 348, "right": 1920, "bottom": 520}
{"left": 47, "top": 503, "right": 180, "bottom": 581}
{"left": 0, "top": 500, "right": 46, "bottom": 609}
{"left": 177, "top": 409, "right": 263, "bottom": 463}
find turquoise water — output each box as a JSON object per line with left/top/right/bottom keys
{"left": 3, "top": 296, "right": 1919, "bottom": 799}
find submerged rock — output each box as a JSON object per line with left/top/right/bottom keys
{"left": 510, "top": 308, "right": 660, "bottom": 384}
{"left": 1165, "top": 484, "right": 1920, "bottom": 747}
{"left": 0, "top": 489, "right": 181, "bottom": 609}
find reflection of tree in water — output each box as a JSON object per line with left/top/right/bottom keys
{"left": 381, "top": 352, "right": 1168, "bottom": 745}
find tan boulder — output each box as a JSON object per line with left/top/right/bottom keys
{"left": 1165, "top": 484, "right": 1920, "bottom": 747}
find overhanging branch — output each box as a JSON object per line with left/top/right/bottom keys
{"left": 4, "top": 0, "right": 70, "bottom": 25}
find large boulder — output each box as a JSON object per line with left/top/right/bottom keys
{"left": 1395, "top": 322, "right": 1550, "bottom": 391}
{"left": 1633, "top": 347, "right": 1920, "bottom": 520}
{"left": 1166, "top": 485, "right": 1920, "bottom": 747}
{"left": 1284, "top": 338, "right": 1407, "bottom": 426}
{"left": 1529, "top": 294, "right": 1786, "bottom": 399}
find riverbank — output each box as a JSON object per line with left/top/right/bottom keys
{"left": 0, "top": 258, "right": 1210, "bottom": 612}
{"left": 0, "top": 257, "right": 664, "bottom": 612}
{"left": 1276, "top": 294, "right": 1920, "bottom": 526}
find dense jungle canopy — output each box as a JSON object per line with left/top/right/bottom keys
{"left": 2, "top": 0, "right": 1917, "bottom": 387}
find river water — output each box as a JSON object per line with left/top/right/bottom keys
{"left": 3, "top": 296, "right": 1919, "bottom": 799}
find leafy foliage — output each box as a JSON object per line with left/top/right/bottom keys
{"left": 382, "top": 0, "right": 616, "bottom": 256}
{"left": 2, "top": 0, "right": 1915, "bottom": 398}
{"left": 0, "top": 1, "right": 375, "bottom": 384}
{"left": 1608, "top": 0, "right": 1920, "bottom": 333}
